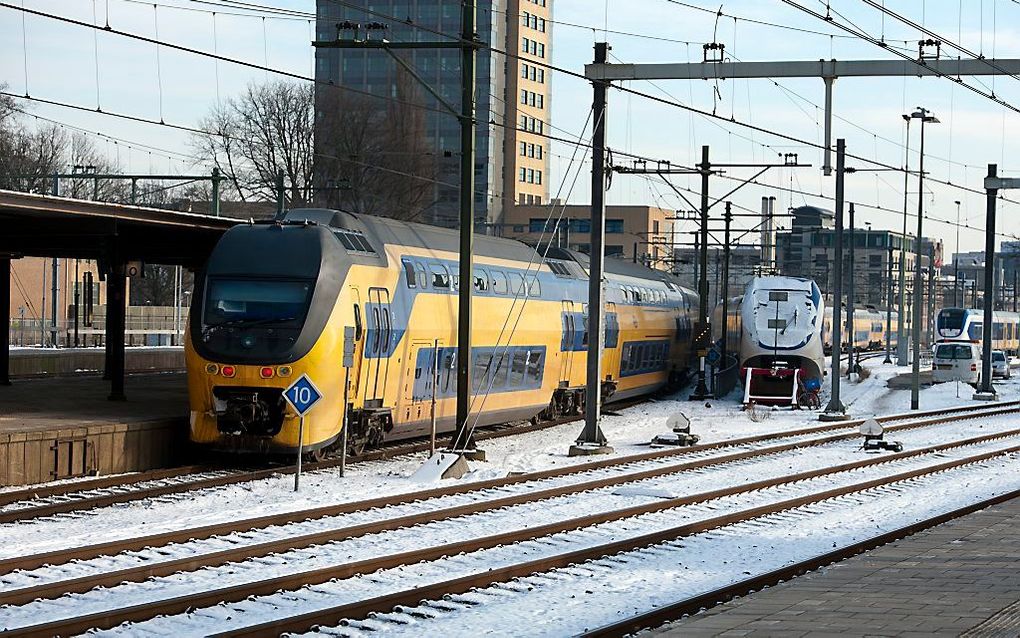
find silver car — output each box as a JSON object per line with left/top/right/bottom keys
{"left": 992, "top": 350, "right": 1012, "bottom": 379}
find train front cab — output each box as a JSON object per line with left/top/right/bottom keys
{"left": 187, "top": 222, "right": 363, "bottom": 455}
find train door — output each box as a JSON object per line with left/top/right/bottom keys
{"left": 560, "top": 300, "right": 576, "bottom": 384}
{"left": 403, "top": 339, "right": 441, "bottom": 427}
{"left": 348, "top": 287, "right": 364, "bottom": 401}
{"left": 364, "top": 287, "right": 392, "bottom": 408}
{"left": 604, "top": 301, "right": 620, "bottom": 377}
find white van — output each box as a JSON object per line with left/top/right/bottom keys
{"left": 932, "top": 342, "right": 981, "bottom": 384}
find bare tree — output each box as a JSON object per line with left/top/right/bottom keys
{"left": 193, "top": 80, "right": 315, "bottom": 207}
{"left": 315, "top": 69, "right": 437, "bottom": 221}
{"left": 0, "top": 107, "right": 65, "bottom": 194}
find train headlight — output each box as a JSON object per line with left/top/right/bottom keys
{"left": 205, "top": 363, "right": 219, "bottom": 375}
{"left": 259, "top": 366, "right": 275, "bottom": 379}
{"left": 277, "top": 366, "right": 293, "bottom": 377}
{"left": 221, "top": 365, "right": 236, "bottom": 378}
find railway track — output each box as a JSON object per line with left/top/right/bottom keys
{"left": 0, "top": 396, "right": 1007, "bottom": 530}
{"left": 0, "top": 401, "right": 636, "bottom": 524}
{"left": 0, "top": 403, "right": 1017, "bottom": 637}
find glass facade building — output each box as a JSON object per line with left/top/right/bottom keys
{"left": 314, "top": 0, "right": 551, "bottom": 229}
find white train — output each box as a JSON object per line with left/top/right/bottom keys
{"left": 716, "top": 276, "right": 826, "bottom": 404}
{"left": 935, "top": 307, "right": 1020, "bottom": 354}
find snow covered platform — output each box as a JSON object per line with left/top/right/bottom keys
{"left": 653, "top": 495, "right": 1020, "bottom": 637}
{"left": 0, "top": 373, "right": 187, "bottom": 486}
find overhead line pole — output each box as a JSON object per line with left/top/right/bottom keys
{"left": 571, "top": 42, "right": 612, "bottom": 456}
{"left": 821, "top": 139, "right": 849, "bottom": 422}
{"left": 312, "top": 7, "right": 483, "bottom": 459}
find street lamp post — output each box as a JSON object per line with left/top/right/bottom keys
{"left": 910, "top": 107, "right": 939, "bottom": 411}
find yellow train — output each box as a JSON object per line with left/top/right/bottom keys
{"left": 821, "top": 306, "right": 899, "bottom": 354}
{"left": 186, "top": 208, "right": 699, "bottom": 456}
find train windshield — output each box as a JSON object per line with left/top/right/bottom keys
{"left": 937, "top": 308, "right": 965, "bottom": 331}
{"left": 203, "top": 278, "right": 313, "bottom": 327}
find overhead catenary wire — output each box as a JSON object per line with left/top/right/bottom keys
{"left": 6, "top": 0, "right": 1017, "bottom": 243}
{"left": 3, "top": 0, "right": 1006, "bottom": 209}
{"left": 778, "top": 0, "right": 1020, "bottom": 116}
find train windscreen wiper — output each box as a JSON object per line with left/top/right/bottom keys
{"left": 202, "top": 316, "right": 297, "bottom": 337}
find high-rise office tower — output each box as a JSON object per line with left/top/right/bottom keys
{"left": 314, "top": 0, "right": 551, "bottom": 230}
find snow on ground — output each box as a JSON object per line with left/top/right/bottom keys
{"left": 0, "top": 356, "right": 1015, "bottom": 560}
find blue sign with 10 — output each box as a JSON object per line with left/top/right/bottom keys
{"left": 283, "top": 374, "right": 323, "bottom": 416}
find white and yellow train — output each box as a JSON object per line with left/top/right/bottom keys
{"left": 822, "top": 306, "right": 900, "bottom": 353}
{"left": 186, "top": 208, "right": 700, "bottom": 456}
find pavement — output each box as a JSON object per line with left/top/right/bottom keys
{"left": 651, "top": 496, "right": 1020, "bottom": 637}
{"left": 0, "top": 372, "right": 187, "bottom": 433}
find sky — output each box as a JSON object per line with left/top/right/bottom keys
{"left": 2, "top": 0, "right": 1020, "bottom": 256}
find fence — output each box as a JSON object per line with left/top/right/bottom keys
{"left": 8, "top": 305, "right": 189, "bottom": 347}
{"left": 710, "top": 354, "right": 741, "bottom": 398}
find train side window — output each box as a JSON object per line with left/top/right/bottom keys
{"left": 510, "top": 273, "right": 527, "bottom": 296}
{"left": 431, "top": 265, "right": 450, "bottom": 289}
{"left": 472, "top": 352, "right": 490, "bottom": 392}
{"left": 511, "top": 351, "right": 529, "bottom": 385}
{"left": 492, "top": 271, "right": 509, "bottom": 295}
{"left": 493, "top": 353, "right": 510, "bottom": 388}
{"left": 415, "top": 263, "right": 428, "bottom": 288}
{"left": 528, "top": 276, "right": 542, "bottom": 298}
{"left": 473, "top": 268, "right": 489, "bottom": 292}
{"left": 526, "top": 350, "right": 543, "bottom": 384}
{"left": 402, "top": 259, "right": 416, "bottom": 289}
{"left": 442, "top": 352, "right": 456, "bottom": 394}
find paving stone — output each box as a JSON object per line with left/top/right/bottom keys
{"left": 659, "top": 496, "right": 1020, "bottom": 637}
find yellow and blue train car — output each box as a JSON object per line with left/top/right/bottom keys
{"left": 822, "top": 306, "right": 899, "bottom": 353}
{"left": 186, "top": 208, "right": 698, "bottom": 456}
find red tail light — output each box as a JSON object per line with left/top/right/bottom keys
{"left": 971, "top": 364, "right": 977, "bottom": 371}
{"left": 221, "top": 365, "right": 236, "bottom": 378}
{"left": 260, "top": 366, "right": 274, "bottom": 379}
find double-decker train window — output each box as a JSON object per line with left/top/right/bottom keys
{"left": 442, "top": 352, "right": 456, "bottom": 393}
{"left": 415, "top": 263, "right": 428, "bottom": 288}
{"left": 402, "top": 259, "right": 416, "bottom": 288}
{"left": 492, "top": 271, "right": 509, "bottom": 294}
{"left": 528, "top": 276, "right": 541, "bottom": 297}
{"left": 472, "top": 353, "right": 490, "bottom": 392}
{"left": 509, "top": 273, "right": 527, "bottom": 297}
{"left": 526, "top": 351, "right": 543, "bottom": 383}
{"left": 492, "top": 353, "right": 510, "bottom": 388}
{"left": 473, "top": 268, "right": 489, "bottom": 292}
{"left": 511, "top": 351, "right": 529, "bottom": 385}
{"left": 430, "top": 265, "right": 450, "bottom": 289}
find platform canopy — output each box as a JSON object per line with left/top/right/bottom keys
{"left": 0, "top": 190, "right": 237, "bottom": 267}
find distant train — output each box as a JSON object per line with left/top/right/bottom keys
{"left": 186, "top": 208, "right": 700, "bottom": 457}
{"left": 822, "top": 307, "right": 900, "bottom": 354}
{"left": 935, "top": 308, "right": 1020, "bottom": 355}
{"left": 716, "top": 276, "right": 826, "bottom": 404}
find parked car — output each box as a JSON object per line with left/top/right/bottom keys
{"left": 991, "top": 350, "right": 1012, "bottom": 379}
{"left": 932, "top": 342, "right": 981, "bottom": 384}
